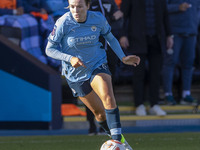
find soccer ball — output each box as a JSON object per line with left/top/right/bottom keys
{"left": 100, "top": 140, "right": 126, "bottom": 150}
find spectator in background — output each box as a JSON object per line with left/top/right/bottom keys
{"left": 22, "top": 0, "right": 53, "bottom": 48}
{"left": 23, "top": 0, "right": 48, "bottom": 15}
{"left": 0, "top": 0, "right": 23, "bottom": 15}
{"left": 90, "top": 0, "right": 123, "bottom": 85}
{"left": 195, "top": 3, "right": 200, "bottom": 70}
{"left": 23, "top": 0, "right": 61, "bottom": 69}
{"left": 86, "top": 0, "right": 124, "bottom": 135}
{"left": 24, "top": 0, "right": 69, "bottom": 21}
{"left": 162, "top": 0, "right": 200, "bottom": 105}
{"left": 0, "top": 0, "right": 47, "bottom": 64}
{"left": 120, "top": 0, "right": 173, "bottom": 116}
{"left": 42, "top": 0, "right": 69, "bottom": 21}
{"left": 114, "top": 0, "right": 122, "bottom": 9}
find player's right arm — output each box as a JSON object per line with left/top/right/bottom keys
{"left": 46, "top": 43, "right": 85, "bottom": 68}
{"left": 45, "top": 16, "right": 76, "bottom": 65}
{"left": 45, "top": 17, "right": 85, "bottom": 68}
{"left": 46, "top": 42, "right": 73, "bottom": 62}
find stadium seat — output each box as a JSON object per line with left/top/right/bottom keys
{"left": 0, "top": 25, "right": 21, "bottom": 45}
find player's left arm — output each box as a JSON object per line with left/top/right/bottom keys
{"left": 103, "top": 32, "right": 140, "bottom": 66}
{"left": 99, "top": 12, "right": 140, "bottom": 66}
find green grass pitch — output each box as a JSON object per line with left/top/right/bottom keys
{"left": 0, "top": 132, "right": 200, "bottom": 150}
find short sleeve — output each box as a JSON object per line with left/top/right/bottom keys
{"left": 100, "top": 14, "right": 111, "bottom": 36}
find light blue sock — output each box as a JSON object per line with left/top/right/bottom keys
{"left": 105, "top": 107, "right": 122, "bottom": 141}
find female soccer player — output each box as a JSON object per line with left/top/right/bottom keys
{"left": 46, "top": 0, "right": 140, "bottom": 149}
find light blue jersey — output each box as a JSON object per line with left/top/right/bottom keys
{"left": 46, "top": 11, "right": 125, "bottom": 82}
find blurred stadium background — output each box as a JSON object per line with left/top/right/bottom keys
{"left": 0, "top": 24, "right": 200, "bottom": 150}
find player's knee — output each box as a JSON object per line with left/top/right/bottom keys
{"left": 102, "top": 96, "right": 116, "bottom": 109}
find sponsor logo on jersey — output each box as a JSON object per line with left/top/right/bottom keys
{"left": 67, "top": 35, "right": 96, "bottom": 47}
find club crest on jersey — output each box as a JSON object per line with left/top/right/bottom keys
{"left": 51, "top": 25, "right": 57, "bottom": 36}
{"left": 91, "top": 26, "right": 97, "bottom": 32}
